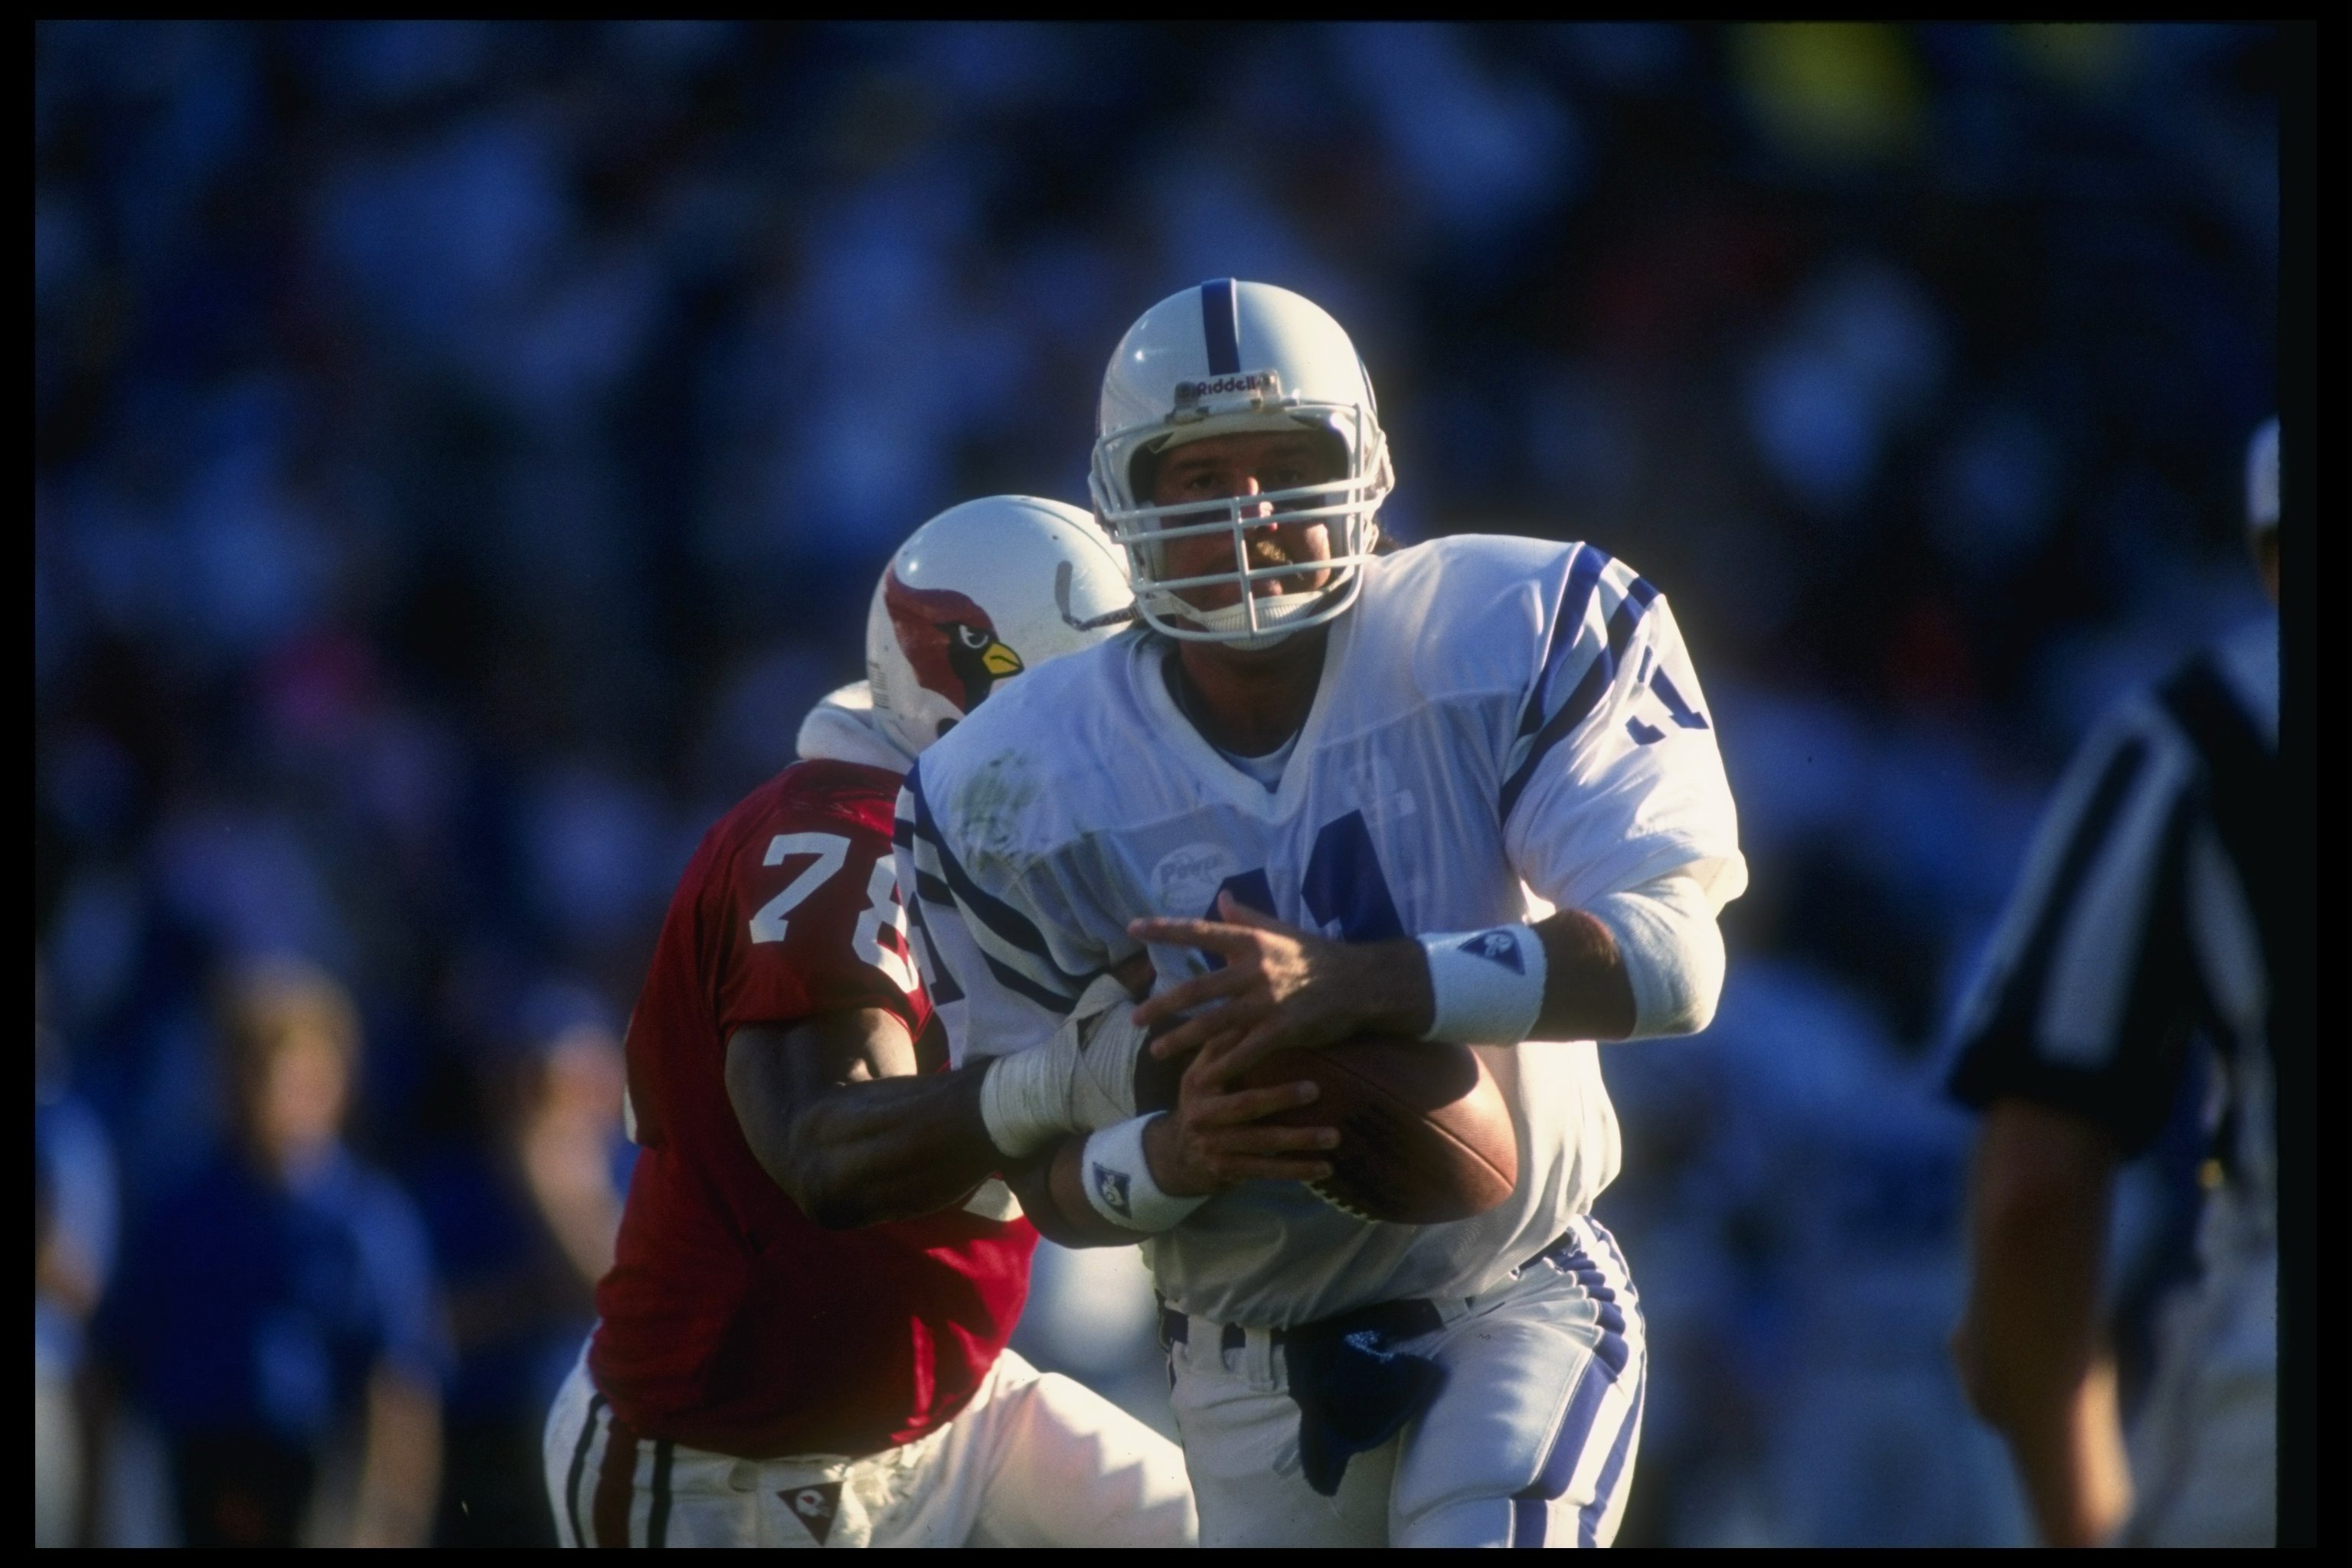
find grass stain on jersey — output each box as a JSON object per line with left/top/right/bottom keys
{"left": 955, "top": 749, "right": 1044, "bottom": 862}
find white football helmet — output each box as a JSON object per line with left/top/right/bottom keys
{"left": 1088, "top": 279, "right": 1393, "bottom": 647}
{"left": 865, "top": 495, "right": 1133, "bottom": 758}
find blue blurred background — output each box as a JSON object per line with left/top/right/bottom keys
{"left": 34, "top": 21, "right": 2276, "bottom": 1547}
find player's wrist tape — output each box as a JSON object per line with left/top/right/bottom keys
{"left": 979, "top": 1047, "right": 1076, "bottom": 1159}
{"left": 1417, "top": 923, "right": 1547, "bottom": 1044}
{"left": 978, "top": 974, "right": 1145, "bottom": 1158}
{"left": 1078, "top": 1114, "right": 1207, "bottom": 1233}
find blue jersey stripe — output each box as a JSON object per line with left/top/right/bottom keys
{"left": 903, "top": 893, "right": 962, "bottom": 1006}
{"left": 1519, "top": 544, "right": 1612, "bottom": 740}
{"left": 905, "top": 763, "right": 1089, "bottom": 996}
{"left": 1499, "top": 576, "right": 1658, "bottom": 825}
{"left": 1609, "top": 578, "right": 1659, "bottom": 659}
{"left": 982, "top": 950, "right": 1080, "bottom": 1014}
{"left": 1200, "top": 279, "right": 1242, "bottom": 376}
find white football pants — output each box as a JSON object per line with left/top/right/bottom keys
{"left": 542, "top": 1344, "right": 1196, "bottom": 1547}
{"left": 1168, "top": 1213, "right": 1647, "bottom": 1548}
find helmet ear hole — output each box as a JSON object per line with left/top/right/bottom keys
{"left": 1127, "top": 441, "right": 1165, "bottom": 506}
{"left": 1302, "top": 425, "right": 1348, "bottom": 485}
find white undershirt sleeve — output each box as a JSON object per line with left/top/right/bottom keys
{"left": 1582, "top": 869, "right": 1725, "bottom": 1038}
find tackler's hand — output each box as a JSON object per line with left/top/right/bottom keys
{"left": 1126, "top": 893, "right": 1432, "bottom": 1082}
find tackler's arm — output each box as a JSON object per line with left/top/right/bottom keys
{"left": 726, "top": 1008, "right": 1002, "bottom": 1230}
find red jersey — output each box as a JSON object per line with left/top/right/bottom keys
{"left": 589, "top": 760, "right": 1036, "bottom": 1459}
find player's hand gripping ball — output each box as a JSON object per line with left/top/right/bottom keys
{"left": 1142, "top": 1031, "right": 1517, "bottom": 1223}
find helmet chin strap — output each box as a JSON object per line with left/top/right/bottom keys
{"left": 1180, "top": 586, "right": 1331, "bottom": 649}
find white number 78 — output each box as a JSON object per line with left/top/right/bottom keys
{"left": 748, "top": 833, "right": 851, "bottom": 944}
{"left": 746, "top": 832, "right": 923, "bottom": 996}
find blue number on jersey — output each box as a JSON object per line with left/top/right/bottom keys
{"left": 1302, "top": 810, "right": 1405, "bottom": 942}
{"left": 1627, "top": 650, "right": 1711, "bottom": 746}
{"left": 1197, "top": 810, "right": 1403, "bottom": 966}
{"left": 1196, "top": 867, "right": 1272, "bottom": 972}
{"left": 1202, "top": 867, "right": 1276, "bottom": 923}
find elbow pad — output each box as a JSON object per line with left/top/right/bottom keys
{"left": 1585, "top": 871, "right": 1725, "bottom": 1037}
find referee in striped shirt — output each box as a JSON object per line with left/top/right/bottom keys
{"left": 1945, "top": 420, "right": 2282, "bottom": 1547}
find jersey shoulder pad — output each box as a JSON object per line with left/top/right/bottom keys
{"left": 1367, "top": 534, "right": 1587, "bottom": 702}
{"left": 766, "top": 759, "right": 908, "bottom": 837}
{"left": 691, "top": 760, "right": 893, "bottom": 872}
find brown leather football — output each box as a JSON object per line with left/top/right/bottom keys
{"left": 1235, "top": 1034, "right": 1518, "bottom": 1224}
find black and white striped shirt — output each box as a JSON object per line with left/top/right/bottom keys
{"left": 1947, "top": 616, "right": 2280, "bottom": 1234}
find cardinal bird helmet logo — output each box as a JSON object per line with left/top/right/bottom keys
{"left": 883, "top": 572, "right": 1025, "bottom": 727}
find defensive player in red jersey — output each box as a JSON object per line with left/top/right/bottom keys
{"left": 541, "top": 498, "right": 1197, "bottom": 1547}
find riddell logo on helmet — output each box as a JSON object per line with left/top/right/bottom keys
{"left": 1173, "top": 370, "right": 1282, "bottom": 408}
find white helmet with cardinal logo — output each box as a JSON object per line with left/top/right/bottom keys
{"left": 864, "top": 495, "right": 1133, "bottom": 760}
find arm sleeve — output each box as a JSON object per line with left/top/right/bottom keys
{"left": 714, "top": 817, "right": 929, "bottom": 1039}
{"left": 1943, "top": 695, "right": 2204, "bottom": 1153}
{"left": 1585, "top": 869, "right": 1726, "bottom": 1038}
{"left": 894, "top": 763, "right": 1107, "bottom": 1069}
{"left": 1499, "top": 550, "right": 1746, "bottom": 916}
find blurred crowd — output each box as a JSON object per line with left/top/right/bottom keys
{"left": 34, "top": 21, "right": 2275, "bottom": 1547}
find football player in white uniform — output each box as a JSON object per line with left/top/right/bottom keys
{"left": 897, "top": 281, "right": 1746, "bottom": 1547}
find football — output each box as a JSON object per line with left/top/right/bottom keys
{"left": 1235, "top": 1034, "right": 1518, "bottom": 1224}
{"left": 1134, "top": 1029, "right": 1520, "bottom": 1223}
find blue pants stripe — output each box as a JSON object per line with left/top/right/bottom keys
{"left": 1576, "top": 1374, "right": 1645, "bottom": 1547}
{"left": 1507, "top": 1222, "right": 1642, "bottom": 1547}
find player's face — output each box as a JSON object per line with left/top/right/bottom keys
{"left": 1148, "top": 431, "right": 1342, "bottom": 613}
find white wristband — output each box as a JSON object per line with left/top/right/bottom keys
{"left": 1418, "top": 923, "right": 1548, "bottom": 1044}
{"left": 1078, "top": 1114, "right": 1207, "bottom": 1233}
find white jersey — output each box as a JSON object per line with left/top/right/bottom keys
{"left": 897, "top": 534, "right": 1746, "bottom": 1326}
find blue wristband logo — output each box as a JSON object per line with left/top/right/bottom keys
{"left": 1456, "top": 929, "right": 1526, "bottom": 973}
{"left": 1093, "top": 1163, "right": 1134, "bottom": 1218}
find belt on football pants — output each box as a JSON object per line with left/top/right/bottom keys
{"left": 1156, "top": 1230, "right": 1579, "bottom": 1498}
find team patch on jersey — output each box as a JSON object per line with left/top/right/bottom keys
{"left": 1093, "top": 1162, "right": 1135, "bottom": 1219}
{"left": 1152, "top": 842, "right": 1240, "bottom": 916}
{"left": 1458, "top": 929, "right": 1527, "bottom": 973}
{"left": 783, "top": 1481, "right": 842, "bottom": 1544}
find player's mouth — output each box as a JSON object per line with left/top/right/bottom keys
{"left": 1246, "top": 534, "right": 1331, "bottom": 596}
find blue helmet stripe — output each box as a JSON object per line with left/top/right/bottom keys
{"left": 1199, "top": 278, "right": 1241, "bottom": 375}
